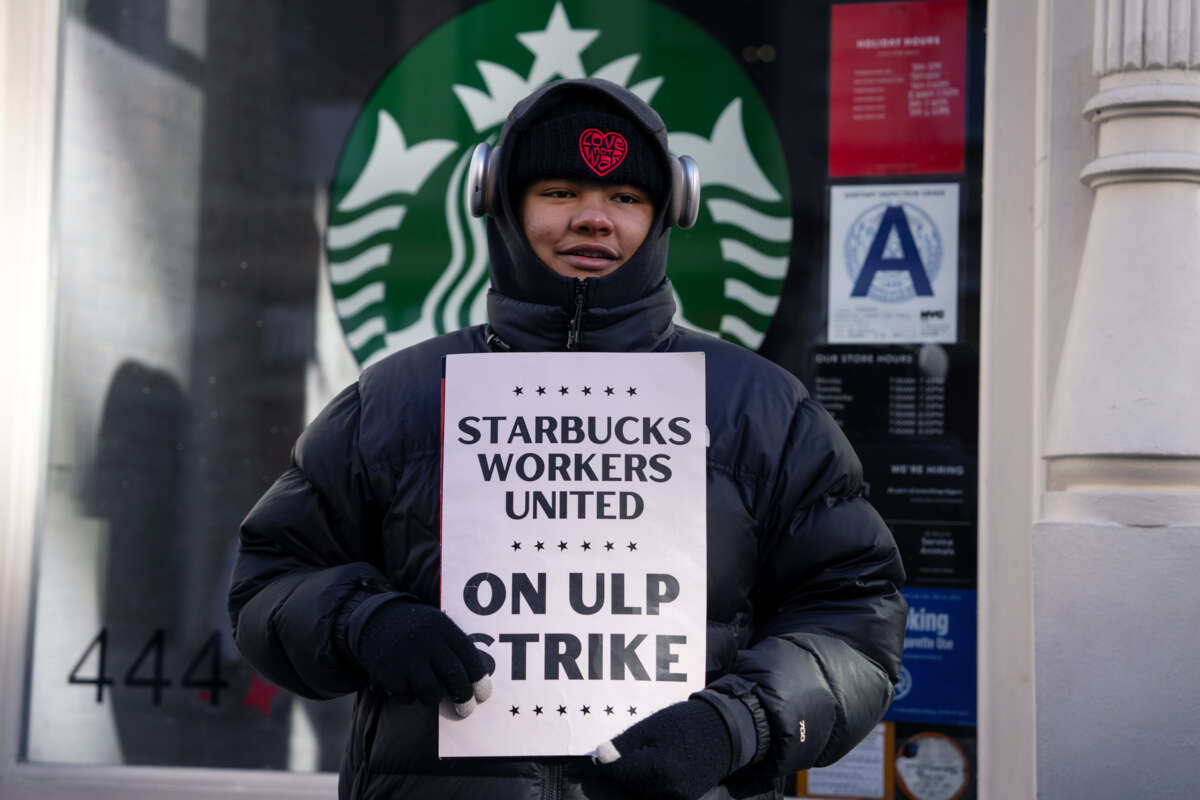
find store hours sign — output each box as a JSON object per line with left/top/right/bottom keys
{"left": 438, "top": 352, "right": 707, "bottom": 757}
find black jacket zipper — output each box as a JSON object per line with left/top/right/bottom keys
{"left": 485, "top": 329, "right": 512, "bottom": 352}
{"left": 566, "top": 280, "right": 587, "bottom": 351}
{"left": 544, "top": 761, "right": 564, "bottom": 800}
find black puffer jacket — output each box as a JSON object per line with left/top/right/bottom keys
{"left": 230, "top": 79, "right": 906, "bottom": 800}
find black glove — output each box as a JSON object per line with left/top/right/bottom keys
{"left": 593, "top": 699, "right": 734, "bottom": 800}
{"left": 350, "top": 597, "right": 494, "bottom": 715}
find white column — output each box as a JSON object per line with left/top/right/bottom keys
{"left": 1047, "top": 0, "right": 1200, "bottom": 494}
{"left": 1036, "top": 1, "right": 1200, "bottom": 797}
{"left": 976, "top": 0, "right": 1042, "bottom": 796}
{"left": 0, "top": 0, "right": 63, "bottom": 775}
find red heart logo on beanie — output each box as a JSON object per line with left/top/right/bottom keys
{"left": 578, "top": 129, "right": 628, "bottom": 177}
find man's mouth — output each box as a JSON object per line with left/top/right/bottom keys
{"left": 559, "top": 244, "right": 618, "bottom": 259}
{"left": 557, "top": 243, "right": 619, "bottom": 270}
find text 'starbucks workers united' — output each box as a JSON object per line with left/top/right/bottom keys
{"left": 326, "top": 0, "right": 792, "bottom": 367}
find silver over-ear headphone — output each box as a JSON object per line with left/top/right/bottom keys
{"left": 467, "top": 142, "right": 701, "bottom": 229}
{"left": 467, "top": 142, "right": 500, "bottom": 220}
{"left": 669, "top": 154, "right": 700, "bottom": 230}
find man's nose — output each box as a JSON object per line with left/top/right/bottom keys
{"left": 570, "top": 196, "right": 613, "bottom": 234}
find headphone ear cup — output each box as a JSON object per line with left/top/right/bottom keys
{"left": 468, "top": 143, "right": 503, "bottom": 218}
{"left": 675, "top": 155, "right": 700, "bottom": 229}
{"left": 483, "top": 144, "right": 500, "bottom": 217}
{"left": 668, "top": 158, "right": 684, "bottom": 228}
{"left": 467, "top": 142, "right": 491, "bottom": 218}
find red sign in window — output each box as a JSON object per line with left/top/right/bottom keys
{"left": 829, "top": 0, "right": 967, "bottom": 177}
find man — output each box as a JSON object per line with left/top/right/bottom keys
{"left": 229, "top": 77, "right": 906, "bottom": 800}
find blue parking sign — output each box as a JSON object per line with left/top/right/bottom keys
{"left": 885, "top": 588, "right": 976, "bottom": 726}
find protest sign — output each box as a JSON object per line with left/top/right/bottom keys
{"left": 438, "top": 352, "right": 707, "bottom": 757}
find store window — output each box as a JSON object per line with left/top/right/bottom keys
{"left": 27, "top": 0, "right": 983, "bottom": 794}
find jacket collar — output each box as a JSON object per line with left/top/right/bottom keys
{"left": 486, "top": 278, "right": 677, "bottom": 353}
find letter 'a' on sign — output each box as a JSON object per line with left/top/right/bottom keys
{"left": 438, "top": 352, "right": 707, "bottom": 757}
{"left": 850, "top": 206, "right": 934, "bottom": 298}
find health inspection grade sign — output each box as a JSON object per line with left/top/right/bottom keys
{"left": 439, "top": 352, "right": 707, "bottom": 757}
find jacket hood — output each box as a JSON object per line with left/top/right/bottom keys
{"left": 486, "top": 78, "right": 677, "bottom": 320}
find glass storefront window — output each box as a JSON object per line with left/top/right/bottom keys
{"left": 27, "top": 0, "right": 365, "bottom": 770}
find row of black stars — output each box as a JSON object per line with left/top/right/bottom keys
{"left": 508, "top": 704, "right": 639, "bottom": 717}
{"left": 511, "top": 540, "right": 637, "bottom": 552}
{"left": 513, "top": 385, "right": 637, "bottom": 397}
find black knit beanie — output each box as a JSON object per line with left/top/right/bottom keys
{"left": 507, "top": 103, "right": 668, "bottom": 208}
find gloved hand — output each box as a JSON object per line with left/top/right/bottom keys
{"left": 350, "top": 598, "right": 494, "bottom": 716}
{"left": 593, "top": 699, "right": 734, "bottom": 800}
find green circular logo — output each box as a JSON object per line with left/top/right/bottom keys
{"left": 327, "top": 0, "right": 791, "bottom": 366}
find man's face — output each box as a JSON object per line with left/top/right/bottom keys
{"left": 521, "top": 178, "right": 654, "bottom": 280}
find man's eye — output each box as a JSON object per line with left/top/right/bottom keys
{"left": 613, "top": 194, "right": 639, "bottom": 204}
{"left": 544, "top": 190, "right": 573, "bottom": 199}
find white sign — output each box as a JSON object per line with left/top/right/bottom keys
{"left": 439, "top": 352, "right": 708, "bottom": 757}
{"left": 805, "top": 723, "right": 886, "bottom": 798}
{"left": 895, "top": 732, "right": 968, "bottom": 800}
{"left": 828, "top": 183, "right": 959, "bottom": 344}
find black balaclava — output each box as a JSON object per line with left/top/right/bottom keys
{"left": 485, "top": 79, "right": 678, "bottom": 344}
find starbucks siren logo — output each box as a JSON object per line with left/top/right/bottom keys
{"left": 326, "top": 0, "right": 792, "bottom": 367}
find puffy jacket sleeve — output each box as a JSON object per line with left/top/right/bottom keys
{"left": 702, "top": 396, "right": 907, "bottom": 774}
{"left": 228, "top": 382, "right": 394, "bottom": 700}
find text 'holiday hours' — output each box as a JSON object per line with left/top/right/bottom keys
{"left": 439, "top": 352, "right": 707, "bottom": 757}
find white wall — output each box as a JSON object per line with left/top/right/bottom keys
{"left": 978, "top": 0, "right": 1102, "bottom": 796}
